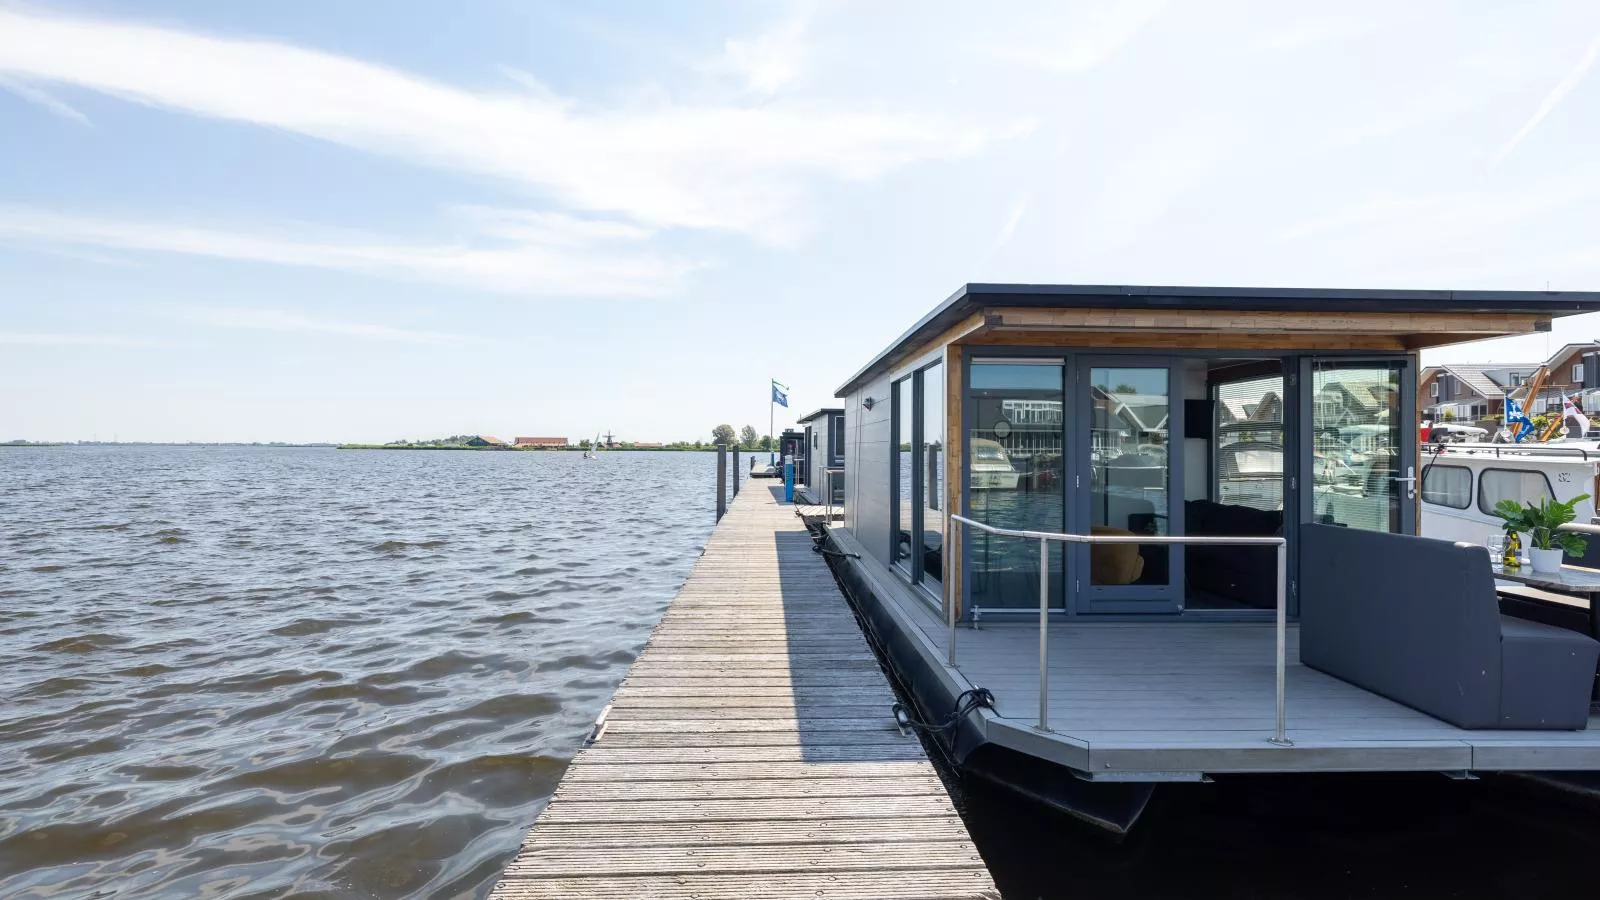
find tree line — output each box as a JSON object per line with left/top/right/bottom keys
{"left": 711, "top": 424, "right": 776, "bottom": 451}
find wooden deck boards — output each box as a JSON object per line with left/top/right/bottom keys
{"left": 883, "top": 582, "right": 1600, "bottom": 771}
{"left": 487, "top": 485, "right": 997, "bottom": 899}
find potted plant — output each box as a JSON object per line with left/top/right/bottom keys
{"left": 1491, "top": 494, "right": 1590, "bottom": 573}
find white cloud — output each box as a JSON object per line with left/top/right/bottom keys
{"left": 0, "top": 205, "right": 696, "bottom": 297}
{"left": 702, "top": 11, "right": 812, "bottom": 96}
{"left": 182, "top": 308, "right": 465, "bottom": 344}
{"left": 979, "top": 0, "right": 1164, "bottom": 74}
{"left": 0, "top": 7, "right": 995, "bottom": 243}
{"left": 991, "top": 195, "right": 1030, "bottom": 251}
{"left": 0, "top": 74, "right": 89, "bottom": 124}
{"left": 0, "top": 332, "right": 162, "bottom": 347}
{"left": 1495, "top": 29, "right": 1600, "bottom": 165}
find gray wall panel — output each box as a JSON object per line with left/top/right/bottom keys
{"left": 844, "top": 374, "right": 893, "bottom": 567}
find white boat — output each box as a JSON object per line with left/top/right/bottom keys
{"left": 1418, "top": 441, "right": 1600, "bottom": 545}
{"left": 1423, "top": 421, "right": 1490, "bottom": 443}
{"left": 969, "top": 438, "right": 1021, "bottom": 490}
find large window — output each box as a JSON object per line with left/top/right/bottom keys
{"left": 1213, "top": 373, "right": 1284, "bottom": 512}
{"left": 921, "top": 363, "right": 945, "bottom": 591}
{"left": 828, "top": 412, "right": 845, "bottom": 464}
{"left": 1479, "top": 468, "right": 1553, "bottom": 515}
{"left": 893, "top": 376, "right": 914, "bottom": 573}
{"left": 892, "top": 365, "right": 947, "bottom": 597}
{"left": 1421, "top": 464, "right": 1471, "bottom": 509}
{"left": 967, "top": 361, "right": 1065, "bottom": 611}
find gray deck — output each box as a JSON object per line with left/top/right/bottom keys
{"left": 487, "top": 486, "right": 997, "bottom": 899}
{"left": 831, "top": 528, "right": 1600, "bottom": 777}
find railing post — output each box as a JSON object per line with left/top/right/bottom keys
{"left": 1269, "top": 540, "right": 1292, "bottom": 747}
{"left": 1037, "top": 535, "right": 1050, "bottom": 732}
{"left": 946, "top": 518, "right": 958, "bottom": 667}
{"left": 715, "top": 443, "right": 727, "bottom": 522}
{"left": 731, "top": 446, "right": 740, "bottom": 497}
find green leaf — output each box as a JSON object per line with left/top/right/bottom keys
{"left": 1558, "top": 532, "right": 1589, "bottom": 557}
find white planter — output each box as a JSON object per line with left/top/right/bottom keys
{"left": 1530, "top": 547, "right": 1565, "bottom": 574}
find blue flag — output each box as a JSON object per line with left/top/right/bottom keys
{"left": 771, "top": 380, "right": 788, "bottom": 407}
{"left": 1505, "top": 394, "right": 1533, "bottom": 442}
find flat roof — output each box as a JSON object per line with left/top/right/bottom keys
{"left": 796, "top": 408, "right": 844, "bottom": 423}
{"left": 835, "top": 283, "right": 1600, "bottom": 396}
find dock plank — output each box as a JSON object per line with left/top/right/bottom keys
{"left": 486, "top": 484, "right": 996, "bottom": 899}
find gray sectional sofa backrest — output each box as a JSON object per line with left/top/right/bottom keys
{"left": 1300, "top": 524, "right": 1504, "bottom": 728}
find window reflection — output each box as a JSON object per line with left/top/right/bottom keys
{"left": 968, "top": 362, "right": 1065, "bottom": 610}
{"left": 1089, "top": 368, "right": 1169, "bottom": 586}
{"left": 921, "top": 363, "right": 944, "bottom": 589}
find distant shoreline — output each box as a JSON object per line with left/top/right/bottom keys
{"left": 336, "top": 444, "right": 721, "bottom": 452}
{"left": 2, "top": 442, "right": 338, "bottom": 448}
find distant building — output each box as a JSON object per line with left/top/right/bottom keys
{"left": 514, "top": 436, "right": 567, "bottom": 447}
{"left": 628, "top": 441, "right": 664, "bottom": 449}
{"left": 465, "top": 435, "right": 508, "bottom": 447}
{"left": 1420, "top": 363, "right": 1537, "bottom": 422}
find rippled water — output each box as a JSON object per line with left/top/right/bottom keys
{"left": 0, "top": 447, "right": 717, "bottom": 899}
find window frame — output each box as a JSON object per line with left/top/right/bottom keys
{"left": 1477, "top": 467, "right": 1555, "bottom": 516}
{"left": 1575, "top": 363, "right": 1586, "bottom": 384}
{"left": 891, "top": 376, "right": 915, "bottom": 573}
{"left": 828, "top": 412, "right": 845, "bottom": 465}
{"left": 1420, "top": 463, "right": 1472, "bottom": 510}
{"left": 1430, "top": 381, "right": 1439, "bottom": 397}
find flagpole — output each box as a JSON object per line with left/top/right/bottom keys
{"left": 769, "top": 378, "right": 775, "bottom": 464}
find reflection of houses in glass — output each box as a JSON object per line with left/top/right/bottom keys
{"left": 1090, "top": 388, "right": 1169, "bottom": 457}
{"left": 977, "top": 399, "right": 1063, "bottom": 463}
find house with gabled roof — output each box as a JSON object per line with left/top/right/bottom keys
{"left": 1420, "top": 362, "right": 1538, "bottom": 422}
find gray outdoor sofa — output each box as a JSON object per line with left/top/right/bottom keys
{"left": 1300, "top": 524, "right": 1599, "bottom": 730}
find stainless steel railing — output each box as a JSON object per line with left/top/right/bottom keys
{"left": 947, "top": 514, "right": 1293, "bottom": 747}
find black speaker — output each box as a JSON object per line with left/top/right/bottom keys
{"left": 1184, "top": 399, "right": 1213, "bottom": 439}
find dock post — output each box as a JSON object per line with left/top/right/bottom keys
{"left": 715, "top": 443, "right": 727, "bottom": 522}
{"left": 731, "top": 447, "right": 740, "bottom": 497}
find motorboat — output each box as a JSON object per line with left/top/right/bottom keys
{"left": 969, "top": 438, "right": 1021, "bottom": 489}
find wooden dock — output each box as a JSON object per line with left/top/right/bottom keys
{"left": 487, "top": 484, "right": 998, "bottom": 899}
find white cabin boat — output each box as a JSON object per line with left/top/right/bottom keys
{"left": 1420, "top": 441, "right": 1600, "bottom": 545}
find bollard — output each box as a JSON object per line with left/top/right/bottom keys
{"left": 716, "top": 443, "right": 727, "bottom": 521}
{"left": 731, "top": 447, "right": 740, "bottom": 497}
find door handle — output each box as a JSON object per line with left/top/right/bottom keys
{"left": 1390, "top": 466, "right": 1417, "bottom": 500}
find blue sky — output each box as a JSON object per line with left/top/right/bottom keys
{"left": 5, "top": 1, "right": 1600, "bottom": 442}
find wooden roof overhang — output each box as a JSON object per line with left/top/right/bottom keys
{"left": 835, "top": 284, "right": 1600, "bottom": 397}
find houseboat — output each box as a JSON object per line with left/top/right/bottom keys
{"left": 796, "top": 408, "right": 846, "bottom": 505}
{"left": 821, "top": 283, "right": 1600, "bottom": 832}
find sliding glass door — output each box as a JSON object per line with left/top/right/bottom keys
{"left": 1305, "top": 359, "right": 1414, "bottom": 535}
{"left": 1073, "top": 360, "right": 1183, "bottom": 613}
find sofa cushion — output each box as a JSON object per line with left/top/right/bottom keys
{"left": 1089, "top": 525, "right": 1144, "bottom": 585}
{"left": 1498, "top": 616, "right": 1600, "bottom": 729}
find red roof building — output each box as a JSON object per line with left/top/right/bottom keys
{"left": 514, "top": 436, "right": 568, "bottom": 447}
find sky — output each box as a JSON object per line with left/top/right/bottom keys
{"left": 5, "top": 1, "right": 1600, "bottom": 442}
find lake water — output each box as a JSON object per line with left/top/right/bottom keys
{"left": 7, "top": 445, "right": 1598, "bottom": 900}
{"left": 0, "top": 447, "right": 717, "bottom": 899}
